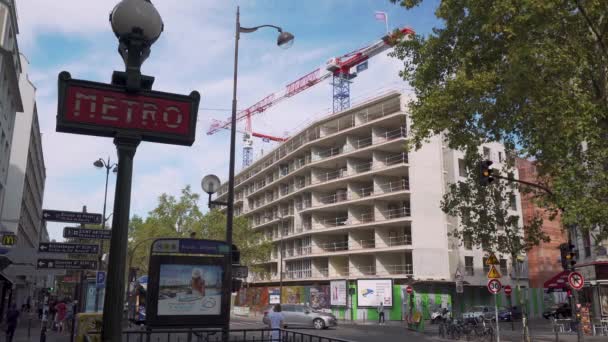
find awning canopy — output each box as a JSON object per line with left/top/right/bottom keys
{"left": 543, "top": 270, "right": 570, "bottom": 289}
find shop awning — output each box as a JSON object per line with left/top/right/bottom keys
{"left": 543, "top": 270, "right": 569, "bottom": 290}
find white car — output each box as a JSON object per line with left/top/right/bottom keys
{"left": 462, "top": 306, "right": 495, "bottom": 322}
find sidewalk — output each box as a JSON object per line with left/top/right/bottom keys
{"left": 7, "top": 316, "right": 70, "bottom": 342}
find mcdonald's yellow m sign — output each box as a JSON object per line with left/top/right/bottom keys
{"left": 1, "top": 233, "right": 16, "bottom": 246}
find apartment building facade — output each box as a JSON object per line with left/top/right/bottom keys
{"left": 216, "top": 91, "right": 527, "bottom": 307}
{"left": 0, "top": 0, "right": 22, "bottom": 231}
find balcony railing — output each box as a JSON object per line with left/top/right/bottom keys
{"left": 275, "top": 263, "right": 413, "bottom": 280}
{"left": 311, "top": 207, "right": 410, "bottom": 230}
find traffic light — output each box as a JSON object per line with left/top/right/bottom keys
{"left": 559, "top": 243, "right": 577, "bottom": 270}
{"left": 478, "top": 160, "right": 495, "bottom": 186}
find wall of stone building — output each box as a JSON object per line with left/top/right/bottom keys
{"left": 516, "top": 158, "right": 567, "bottom": 288}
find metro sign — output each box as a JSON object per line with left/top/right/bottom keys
{"left": 56, "top": 71, "right": 200, "bottom": 146}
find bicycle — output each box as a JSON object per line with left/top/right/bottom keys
{"left": 470, "top": 317, "right": 494, "bottom": 342}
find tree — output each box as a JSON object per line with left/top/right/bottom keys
{"left": 390, "top": 0, "right": 608, "bottom": 239}
{"left": 442, "top": 151, "right": 548, "bottom": 258}
{"left": 127, "top": 186, "right": 271, "bottom": 274}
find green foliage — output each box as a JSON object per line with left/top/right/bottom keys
{"left": 390, "top": 0, "right": 608, "bottom": 238}
{"left": 127, "top": 186, "right": 271, "bottom": 274}
{"left": 441, "top": 150, "right": 549, "bottom": 257}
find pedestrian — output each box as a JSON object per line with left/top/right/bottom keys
{"left": 55, "top": 300, "right": 67, "bottom": 333}
{"left": 377, "top": 301, "right": 385, "bottom": 324}
{"left": 266, "top": 304, "right": 284, "bottom": 342}
{"left": 5, "top": 303, "right": 20, "bottom": 342}
{"left": 37, "top": 301, "right": 44, "bottom": 319}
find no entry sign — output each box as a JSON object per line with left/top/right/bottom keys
{"left": 487, "top": 279, "right": 502, "bottom": 294}
{"left": 568, "top": 271, "right": 585, "bottom": 290}
{"left": 406, "top": 286, "right": 413, "bottom": 294}
{"left": 56, "top": 72, "right": 200, "bottom": 146}
{"left": 504, "top": 285, "right": 512, "bottom": 296}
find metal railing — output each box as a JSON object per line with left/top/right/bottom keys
{"left": 86, "top": 328, "right": 352, "bottom": 342}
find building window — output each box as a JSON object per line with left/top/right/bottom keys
{"left": 583, "top": 233, "right": 591, "bottom": 258}
{"left": 499, "top": 259, "right": 508, "bottom": 275}
{"left": 463, "top": 233, "right": 473, "bottom": 250}
{"left": 483, "top": 147, "right": 491, "bottom": 160}
{"left": 458, "top": 159, "right": 467, "bottom": 177}
{"left": 482, "top": 257, "right": 490, "bottom": 274}
{"left": 465, "top": 256, "right": 474, "bottom": 276}
{"left": 509, "top": 195, "right": 517, "bottom": 210}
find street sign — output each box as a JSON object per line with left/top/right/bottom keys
{"left": 63, "top": 227, "right": 111, "bottom": 240}
{"left": 487, "top": 279, "right": 502, "bottom": 294}
{"left": 456, "top": 282, "right": 464, "bottom": 294}
{"left": 233, "top": 265, "right": 248, "bottom": 278}
{"left": 504, "top": 285, "right": 512, "bottom": 296}
{"left": 96, "top": 271, "right": 106, "bottom": 289}
{"left": 487, "top": 265, "right": 502, "bottom": 279}
{"left": 36, "top": 259, "right": 97, "bottom": 270}
{"left": 485, "top": 253, "right": 499, "bottom": 265}
{"left": 406, "top": 286, "right": 413, "bottom": 294}
{"left": 38, "top": 242, "right": 99, "bottom": 254}
{"left": 0, "top": 233, "right": 16, "bottom": 246}
{"left": 56, "top": 72, "right": 200, "bottom": 146}
{"left": 43, "top": 210, "right": 102, "bottom": 224}
{"left": 568, "top": 271, "right": 585, "bottom": 290}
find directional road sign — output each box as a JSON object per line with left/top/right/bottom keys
{"left": 485, "top": 253, "right": 499, "bottom": 265}
{"left": 36, "top": 259, "right": 97, "bottom": 270}
{"left": 63, "top": 227, "right": 111, "bottom": 240}
{"left": 487, "top": 279, "right": 502, "bottom": 294}
{"left": 38, "top": 242, "right": 99, "bottom": 254}
{"left": 233, "top": 265, "right": 248, "bottom": 279}
{"left": 487, "top": 265, "right": 502, "bottom": 279}
{"left": 568, "top": 271, "right": 585, "bottom": 290}
{"left": 43, "top": 210, "right": 102, "bottom": 224}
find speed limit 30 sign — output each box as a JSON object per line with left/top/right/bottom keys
{"left": 487, "top": 279, "right": 502, "bottom": 294}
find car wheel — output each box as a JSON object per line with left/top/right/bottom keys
{"left": 313, "top": 318, "right": 325, "bottom": 330}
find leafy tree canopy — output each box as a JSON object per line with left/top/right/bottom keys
{"left": 390, "top": 0, "right": 608, "bottom": 238}
{"left": 442, "top": 151, "right": 549, "bottom": 258}
{"left": 128, "top": 186, "right": 271, "bottom": 274}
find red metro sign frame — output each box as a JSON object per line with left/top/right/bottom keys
{"left": 56, "top": 72, "right": 200, "bottom": 146}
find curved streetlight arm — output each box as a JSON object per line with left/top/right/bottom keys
{"left": 239, "top": 24, "right": 283, "bottom": 33}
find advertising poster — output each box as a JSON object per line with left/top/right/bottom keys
{"left": 157, "top": 264, "right": 223, "bottom": 316}
{"left": 309, "top": 287, "right": 329, "bottom": 309}
{"left": 269, "top": 288, "right": 281, "bottom": 305}
{"left": 600, "top": 286, "right": 608, "bottom": 317}
{"left": 357, "top": 279, "right": 393, "bottom": 307}
{"left": 330, "top": 280, "right": 347, "bottom": 306}
{"left": 282, "top": 286, "right": 304, "bottom": 304}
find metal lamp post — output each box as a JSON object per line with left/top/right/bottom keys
{"left": 102, "top": 1, "right": 163, "bottom": 341}
{"left": 93, "top": 157, "right": 117, "bottom": 312}
{"left": 222, "top": 8, "right": 293, "bottom": 338}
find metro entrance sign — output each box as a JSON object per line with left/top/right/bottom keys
{"left": 56, "top": 72, "right": 200, "bottom": 146}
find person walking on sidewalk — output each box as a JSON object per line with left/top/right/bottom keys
{"left": 377, "top": 301, "right": 385, "bottom": 324}
{"left": 5, "top": 303, "right": 20, "bottom": 342}
{"left": 266, "top": 304, "right": 285, "bottom": 342}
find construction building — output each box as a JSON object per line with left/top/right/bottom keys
{"left": 215, "top": 91, "right": 528, "bottom": 317}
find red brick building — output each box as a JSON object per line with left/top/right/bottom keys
{"left": 516, "top": 158, "right": 568, "bottom": 288}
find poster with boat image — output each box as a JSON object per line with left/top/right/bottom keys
{"left": 157, "top": 264, "right": 223, "bottom": 315}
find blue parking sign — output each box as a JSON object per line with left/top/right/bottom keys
{"left": 96, "top": 271, "right": 106, "bottom": 289}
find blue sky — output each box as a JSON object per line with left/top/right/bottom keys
{"left": 16, "top": 0, "right": 441, "bottom": 241}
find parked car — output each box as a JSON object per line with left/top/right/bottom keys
{"left": 263, "top": 304, "right": 337, "bottom": 330}
{"left": 498, "top": 306, "right": 522, "bottom": 321}
{"left": 462, "top": 306, "right": 495, "bottom": 322}
{"left": 543, "top": 303, "right": 571, "bottom": 319}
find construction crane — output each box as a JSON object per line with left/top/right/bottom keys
{"left": 207, "top": 26, "right": 415, "bottom": 168}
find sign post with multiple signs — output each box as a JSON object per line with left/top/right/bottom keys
{"left": 486, "top": 254, "right": 502, "bottom": 342}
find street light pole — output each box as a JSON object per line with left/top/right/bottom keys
{"left": 223, "top": 8, "right": 294, "bottom": 340}
{"left": 93, "top": 157, "right": 117, "bottom": 312}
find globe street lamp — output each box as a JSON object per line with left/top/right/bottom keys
{"left": 223, "top": 9, "right": 294, "bottom": 336}
{"left": 103, "top": 1, "right": 163, "bottom": 340}
{"left": 92, "top": 157, "right": 117, "bottom": 312}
